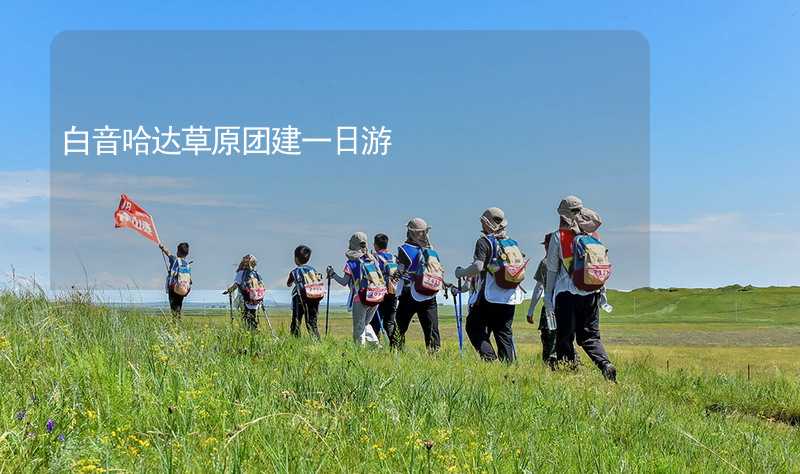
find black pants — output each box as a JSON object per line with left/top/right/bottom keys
{"left": 538, "top": 306, "right": 557, "bottom": 364}
{"left": 554, "top": 292, "right": 611, "bottom": 370}
{"left": 291, "top": 295, "right": 321, "bottom": 339}
{"left": 242, "top": 307, "right": 258, "bottom": 330}
{"left": 465, "top": 294, "right": 516, "bottom": 362}
{"left": 394, "top": 291, "right": 440, "bottom": 352}
{"left": 168, "top": 290, "right": 184, "bottom": 318}
{"left": 370, "top": 293, "right": 398, "bottom": 343}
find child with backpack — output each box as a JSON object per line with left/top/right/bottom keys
{"left": 394, "top": 218, "right": 444, "bottom": 353}
{"left": 327, "top": 232, "right": 385, "bottom": 345}
{"left": 286, "top": 245, "right": 324, "bottom": 340}
{"left": 223, "top": 254, "right": 265, "bottom": 330}
{"left": 543, "top": 196, "right": 617, "bottom": 382}
{"left": 159, "top": 242, "right": 191, "bottom": 320}
{"left": 370, "top": 233, "right": 401, "bottom": 345}
{"left": 455, "top": 208, "right": 525, "bottom": 362}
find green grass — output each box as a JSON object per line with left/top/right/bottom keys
{"left": 1, "top": 288, "right": 800, "bottom": 472}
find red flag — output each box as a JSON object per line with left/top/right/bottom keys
{"left": 114, "top": 194, "right": 160, "bottom": 244}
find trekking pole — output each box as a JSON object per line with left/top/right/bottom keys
{"left": 325, "top": 272, "right": 332, "bottom": 336}
{"left": 228, "top": 292, "right": 234, "bottom": 323}
{"left": 261, "top": 302, "right": 277, "bottom": 339}
{"left": 456, "top": 277, "right": 464, "bottom": 356}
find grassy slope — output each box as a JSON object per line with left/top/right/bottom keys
{"left": 1, "top": 290, "right": 800, "bottom": 472}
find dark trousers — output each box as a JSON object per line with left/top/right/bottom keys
{"left": 370, "top": 293, "right": 398, "bottom": 343}
{"left": 291, "top": 295, "right": 321, "bottom": 339}
{"left": 538, "top": 306, "right": 557, "bottom": 364}
{"left": 465, "top": 294, "right": 516, "bottom": 362}
{"left": 554, "top": 292, "right": 611, "bottom": 370}
{"left": 242, "top": 307, "right": 258, "bottom": 330}
{"left": 394, "top": 291, "right": 440, "bottom": 352}
{"left": 168, "top": 290, "right": 184, "bottom": 318}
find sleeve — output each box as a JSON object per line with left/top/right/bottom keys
{"left": 455, "top": 238, "right": 489, "bottom": 279}
{"left": 533, "top": 260, "right": 547, "bottom": 284}
{"left": 473, "top": 237, "right": 491, "bottom": 267}
{"left": 234, "top": 271, "right": 243, "bottom": 286}
{"left": 331, "top": 263, "right": 352, "bottom": 286}
{"left": 544, "top": 233, "right": 559, "bottom": 315}
{"left": 545, "top": 232, "right": 561, "bottom": 273}
{"left": 528, "top": 281, "right": 544, "bottom": 316}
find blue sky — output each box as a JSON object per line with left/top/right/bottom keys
{"left": 1, "top": 0, "right": 799, "bottom": 293}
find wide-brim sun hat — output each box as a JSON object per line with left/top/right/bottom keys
{"left": 481, "top": 207, "right": 507, "bottom": 231}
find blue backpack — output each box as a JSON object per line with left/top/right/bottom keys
{"left": 294, "top": 265, "right": 326, "bottom": 301}
{"left": 374, "top": 251, "right": 399, "bottom": 294}
{"left": 347, "top": 258, "right": 387, "bottom": 306}
{"left": 400, "top": 244, "right": 444, "bottom": 296}
{"left": 168, "top": 257, "right": 192, "bottom": 296}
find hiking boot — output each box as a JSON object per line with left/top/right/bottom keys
{"left": 602, "top": 364, "right": 618, "bottom": 383}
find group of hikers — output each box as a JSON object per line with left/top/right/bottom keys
{"left": 158, "top": 195, "right": 617, "bottom": 382}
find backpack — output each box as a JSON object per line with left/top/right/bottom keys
{"left": 349, "top": 258, "right": 387, "bottom": 306}
{"left": 169, "top": 257, "right": 192, "bottom": 296}
{"left": 240, "top": 269, "right": 266, "bottom": 304}
{"left": 412, "top": 248, "right": 444, "bottom": 296}
{"left": 374, "top": 251, "right": 399, "bottom": 295}
{"left": 294, "top": 265, "right": 326, "bottom": 301}
{"left": 570, "top": 233, "right": 612, "bottom": 291}
{"left": 485, "top": 235, "right": 529, "bottom": 289}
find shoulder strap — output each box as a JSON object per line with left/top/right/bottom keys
{"left": 483, "top": 234, "right": 498, "bottom": 260}
{"left": 170, "top": 257, "right": 182, "bottom": 275}
{"left": 400, "top": 244, "right": 420, "bottom": 270}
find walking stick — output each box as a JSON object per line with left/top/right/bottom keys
{"left": 228, "top": 292, "right": 234, "bottom": 323}
{"left": 456, "top": 277, "right": 464, "bottom": 355}
{"left": 325, "top": 273, "right": 332, "bottom": 336}
{"left": 261, "top": 302, "right": 277, "bottom": 339}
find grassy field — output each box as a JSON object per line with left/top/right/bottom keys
{"left": 1, "top": 286, "right": 799, "bottom": 472}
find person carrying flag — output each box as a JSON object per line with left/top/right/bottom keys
{"left": 159, "top": 242, "right": 191, "bottom": 319}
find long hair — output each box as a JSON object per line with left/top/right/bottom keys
{"left": 237, "top": 254, "right": 257, "bottom": 271}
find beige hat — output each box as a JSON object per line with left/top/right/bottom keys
{"left": 346, "top": 232, "right": 368, "bottom": 260}
{"left": 575, "top": 208, "right": 603, "bottom": 233}
{"left": 406, "top": 217, "right": 431, "bottom": 248}
{"left": 407, "top": 217, "right": 430, "bottom": 232}
{"left": 558, "top": 195, "right": 584, "bottom": 232}
{"left": 481, "top": 207, "right": 507, "bottom": 234}
{"left": 559, "top": 195, "right": 583, "bottom": 213}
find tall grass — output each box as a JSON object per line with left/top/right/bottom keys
{"left": 1, "top": 292, "right": 798, "bottom": 473}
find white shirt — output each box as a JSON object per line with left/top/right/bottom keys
{"left": 545, "top": 231, "right": 596, "bottom": 305}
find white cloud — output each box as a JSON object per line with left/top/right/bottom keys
{"left": 0, "top": 169, "right": 268, "bottom": 210}
{"left": 615, "top": 213, "right": 741, "bottom": 234}
{"left": 0, "top": 170, "right": 49, "bottom": 207}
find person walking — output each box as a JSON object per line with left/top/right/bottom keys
{"left": 370, "top": 233, "right": 400, "bottom": 345}
{"left": 543, "top": 196, "right": 617, "bottom": 382}
{"left": 327, "top": 232, "right": 383, "bottom": 346}
{"left": 394, "top": 218, "right": 444, "bottom": 352}
{"left": 455, "top": 208, "right": 525, "bottom": 362}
